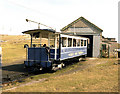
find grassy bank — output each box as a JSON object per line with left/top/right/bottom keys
{"left": 4, "top": 58, "right": 118, "bottom": 92}
{"left": 1, "top": 35, "right": 29, "bottom": 64}
{"left": 1, "top": 35, "right": 48, "bottom": 64}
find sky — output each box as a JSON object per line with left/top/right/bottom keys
{"left": 0, "top": 0, "right": 119, "bottom": 42}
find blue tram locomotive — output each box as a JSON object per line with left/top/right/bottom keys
{"left": 22, "top": 29, "right": 88, "bottom": 70}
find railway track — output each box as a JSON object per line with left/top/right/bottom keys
{"left": 2, "top": 69, "right": 53, "bottom": 87}
{"left": 3, "top": 72, "right": 31, "bottom": 84}
{"left": 2, "top": 60, "right": 36, "bottom": 86}
{"left": 2, "top": 69, "right": 33, "bottom": 85}
{"left": 1, "top": 58, "right": 81, "bottom": 86}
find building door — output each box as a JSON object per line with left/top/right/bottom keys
{"left": 80, "top": 35, "right": 93, "bottom": 57}
{"left": 118, "top": 52, "right": 120, "bottom": 58}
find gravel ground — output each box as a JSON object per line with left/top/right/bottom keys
{"left": 2, "top": 59, "right": 27, "bottom": 83}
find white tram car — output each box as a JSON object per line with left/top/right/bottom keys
{"left": 22, "top": 29, "right": 88, "bottom": 70}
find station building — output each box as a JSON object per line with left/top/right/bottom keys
{"left": 61, "top": 16, "right": 118, "bottom": 58}
{"left": 102, "top": 37, "right": 118, "bottom": 58}
{"left": 61, "top": 17, "right": 103, "bottom": 57}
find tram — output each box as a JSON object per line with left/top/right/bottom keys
{"left": 22, "top": 29, "right": 88, "bottom": 70}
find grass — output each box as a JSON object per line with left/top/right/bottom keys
{"left": 2, "top": 60, "right": 84, "bottom": 90}
{"left": 1, "top": 35, "right": 49, "bottom": 64}
{"left": 4, "top": 58, "right": 118, "bottom": 92}
{"left": 1, "top": 35, "right": 29, "bottom": 64}
{"left": 1, "top": 35, "right": 118, "bottom": 92}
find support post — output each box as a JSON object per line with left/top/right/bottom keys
{"left": 40, "top": 33, "right": 42, "bottom": 47}
{"left": 72, "top": 38, "right": 73, "bottom": 47}
{"left": 108, "top": 45, "right": 109, "bottom": 58}
{"left": 80, "top": 39, "right": 81, "bottom": 47}
{"left": 66, "top": 37, "right": 68, "bottom": 47}
{"left": 30, "top": 34, "right": 33, "bottom": 47}
{"left": 55, "top": 34, "right": 57, "bottom": 60}
{"left": 48, "top": 33, "right": 50, "bottom": 47}
{"left": 38, "top": 23, "right": 40, "bottom": 29}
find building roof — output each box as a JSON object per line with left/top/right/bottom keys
{"left": 61, "top": 16, "right": 103, "bottom": 32}
{"left": 102, "top": 37, "right": 117, "bottom": 42}
{"left": 102, "top": 41, "right": 111, "bottom": 44}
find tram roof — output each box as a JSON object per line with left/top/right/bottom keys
{"left": 60, "top": 33, "right": 88, "bottom": 40}
{"left": 22, "top": 29, "right": 56, "bottom": 34}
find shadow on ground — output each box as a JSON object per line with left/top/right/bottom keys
{"left": 2, "top": 63, "right": 26, "bottom": 73}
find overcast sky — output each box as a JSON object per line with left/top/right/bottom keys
{"left": 0, "top": 0, "right": 119, "bottom": 41}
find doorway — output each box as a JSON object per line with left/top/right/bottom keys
{"left": 80, "top": 35, "right": 93, "bottom": 57}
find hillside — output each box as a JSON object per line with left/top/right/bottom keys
{"left": 1, "top": 35, "right": 30, "bottom": 64}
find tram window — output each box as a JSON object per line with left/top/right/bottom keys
{"left": 62, "top": 37, "right": 67, "bottom": 47}
{"left": 81, "top": 40, "right": 83, "bottom": 46}
{"left": 77, "top": 39, "right": 80, "bottom": 47}
{"left": 68, "top": 38, "right": 72, "bottom": 47}
{"left": 73, "top": 39, "right": 76, "bottom": 47}
{"left": 84, "top": 40, "right": 86, "bottom": 46}
{"left": 50, "top": 35, "right": 55, "bottom": 47}
{"left": 102, "top": 44, "right": 106, "bottom": 50}
{"left": 32, "top": 34, "right": 41, "bottom": 47}
{"left": 57, "top": 36, "right": 59, "bottom": 48}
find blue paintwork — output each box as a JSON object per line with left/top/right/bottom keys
{"left": 28, "top": 48, "right": 47, "bottom": 61}
{"left": 24, "top": 47, "right": 87, "bottom": 68}
{"left": 60, "top": 47, "right": 87, "bottom": 60}
{"left": 50, "top": 49, "right": 60, "bottom": 60}
{"left": 24, "top": 48, "right": 52, "bottom": 68}
{"left": 49, "top": 47, "right": 87, "bottom": 61}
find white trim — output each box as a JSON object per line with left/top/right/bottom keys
{"left": 60, "top": 53, "right": 86, "bottom": 61}
{"left": 61, "top": 46, "right": 87, "bottom": 49}
{"left": 54, "top": 34, "right": 57, "bottom": 59}
{"left": 61, "top": 47, "right": 87, "bottom": 54}
{"left": 61, "top": 45, "right": 87, "bottom": 48}
{"left": 61, "top": 51, "right": 85, "bottom": 54}
{"left": 61, "top": 34, "right": 88, "bottom": 40}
